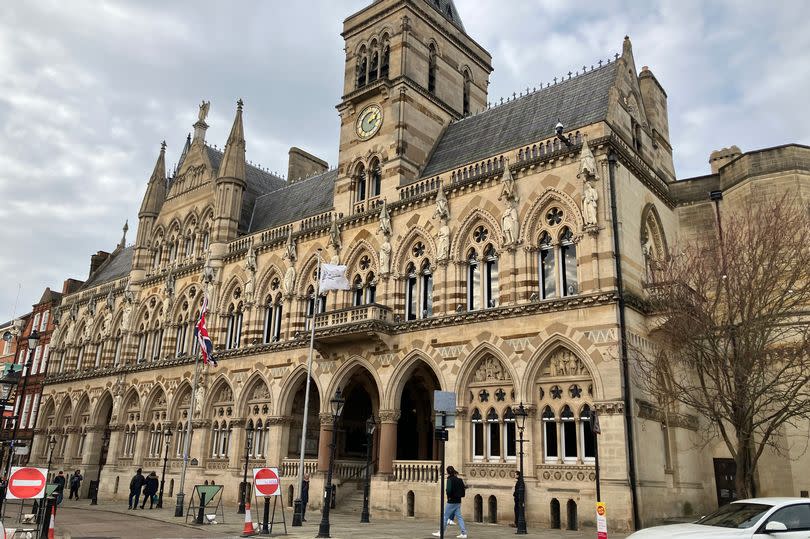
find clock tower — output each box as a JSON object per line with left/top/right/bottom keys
{"left": 335, "top": 0, "right": 492, "bottom": 216}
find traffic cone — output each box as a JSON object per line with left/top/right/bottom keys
{"left": 48, "top": 504, "right": 56, "bottom": 539}
{"left": 241, "top": 501, "right": 255, "bottom": 536}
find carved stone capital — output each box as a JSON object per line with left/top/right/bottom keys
{"left": 455, "top": 406, "right": 468, "bottom": 419}
{"left": 192, "top": 419, "right": 211, "bottom": 429}
{"left": 267, "top": 416, "right": 292, "bottom": 425}
{"left": 377, "top": 409, "right": 401, "bottom": 423}
{"left": 319, "top": 412, "right": 337, "bottom": 426}
{"left": 593, "top": 400, "right": 624, "bottom": 415}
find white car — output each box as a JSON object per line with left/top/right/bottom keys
{"left": 628, "top": 498, "right": 810, "bottom": 538}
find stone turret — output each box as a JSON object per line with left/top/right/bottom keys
{"left": 133, "top": 142, "right": 167, "bottom": 271}
{"left": 210, "top": 100, "right": 247, "bottom": 254}
{"left": 709, "top": 146, "right": 742, "bottom": 174}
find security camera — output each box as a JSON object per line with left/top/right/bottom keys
{"left": 555, "top": 120, "right": 572, "bottom": 147}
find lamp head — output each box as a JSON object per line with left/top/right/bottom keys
{"left": 366, "top": 415, "right": 376, "bottom": 435}
{"left": 27, "top": 329, "right": 40, "bottom": 351}
{"left": 331, "top": 387, "right": 345, "bottom": 418}
{"left": 515, "top": 401, "right": 528, "bottom": 430}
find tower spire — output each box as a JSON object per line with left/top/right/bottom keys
{"left": 139, "top": 141, "right": 167, "bottom": 217}
{"left": 118, "top": 220, "right": 129, "bottom": 249}
{"left": 217, "top": 99, "right": 246, "bottom": 182}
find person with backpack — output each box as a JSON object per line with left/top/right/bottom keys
{"left": 68, "top": 469, "right": 83, "bottom": 500}
{"left": 141, "top": 472, "right": 159, "bottom": 509}
{"left": 53, "top": 471, "right": 66, "bottom": 506}
{"left": 433, "top": 465, "right": 467, "bottom": 539}
{"left": 128, "top": 468, "right": 145, "bottom": 510}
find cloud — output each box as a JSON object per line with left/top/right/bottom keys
{"left": 0, "top": 0, "right": 807, "bottom": 321}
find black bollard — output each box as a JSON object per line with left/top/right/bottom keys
{"left": 262, "top": 496, "right": 270, "bottom": 534}
{"left": 196, "top": 492, "right": 206, "bottom": 524}
{"left": 330, "top": 484, "right": 336, "bottom": 509}
{"left": 39, "top": 496, "right": 56, "bottom": 539}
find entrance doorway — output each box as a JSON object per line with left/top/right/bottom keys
{"left": 713, "top": 458, "right": 737, "bottom": 506}
{"left": 287, "top": 377, "right": 320, "bottom": 458}
{"left": 336, "top": 368, "right": 379, "bottom": 461}
{"left": 396, "top": 361, "right": 440, "bottom": 460}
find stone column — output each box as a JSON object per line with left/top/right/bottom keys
{"left": 377, "top": 409, "right": 400, "bottom": 476}
{"left": 190, "top": 419, "right": 211, "bottom": 466}
{"left": 229, "top": 419, "right": 246, "bottom": 469}
{"left": 524, "top": 406, "right": 537, "bottom": 477}
{"left": 81, "top": 425, "right": 105, "bottom": 497}
{"left": 132, "top": 422, "right": 149, "bottom": 465}
{"left": 317, "top": 413, "right": 334, "bottom": 473}
{"left": 266, "top": 417, "right": 290, "bottom": 468}
{"left": 30, "top": 428, "right": 46, "bottom": 465}
{"left": 106, "top": 425, "right": 123, "bottom": 467}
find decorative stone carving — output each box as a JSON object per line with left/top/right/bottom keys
{"left": 87, "top": 298, "right": 96, "bottom": 317}
{"left": 583, "top": 180, "right": 598, "bottom": 228}
{"left": 577, "top": 135, "right": 599, "bottom": 181}
{"left": 244, "top": 245, "right": 257, "bottom": 304}
{"left": 82, "top": 321, "right": 93, "bottom": 342}
{"left": 377, "top": 409, "right": 401, "bottom": 422}
{"left": 594, "top": 401, "right": 624, "bottom": 415}
{"left": 284, "top": 228, "right": 297, "bottom": 262}
{"left": 250, "top": 384, "right": 271, "bottom": 402}
{"left": 198, "top": 100, "right": 210, "bottom": 122}
{"left": 437, "top": 223, "right": 450, "bottom": 263}
{"left": 102, "top": 310, "right": 113, "bottom": 338}
{"left": 329, "top": 216, "right": 342, "bottom": 252}
{"left": 433, "top": 185, "right": 450, "bottom": 222}
{"left": 283, "top": 266, "right": 296, "bottom": 297}
{"left": 472, "top": 357, "right": 511, "bottom": 382}
{"left": 106, "top": 289, "right": 115, "bottom": 311}
{"left": 501, "top": 201, "right": 519, "bottom": 246}
{"left": 378, "top": 200, "right": 392, "bottom": 237}
{"left": 379, "top": 239, "right": 391, "bottom": 276}
{"left": 498, "top": 160, "right": 519, "bottom": 204}
{"left": 547, "top": 348, "right": 587, "bottom": 377}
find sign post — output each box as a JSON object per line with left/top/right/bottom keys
{"left": 596, "top": 502, "right": 608, "bottom": 539}
{"left": 7, "top": 467, "right": 47, "bottom": 500}
{"left": 253, "top": 467, "right": 284, "bottom": 535}
{"left": 433, "top": 391, "right": 456, "bottom": 539}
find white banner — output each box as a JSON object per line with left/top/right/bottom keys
{"left": 319, "top": 264, "right": 350, "bottom": 292}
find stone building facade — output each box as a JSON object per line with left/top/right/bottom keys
{"left": 30, "top": 0, "right": 809, "bottom": 531}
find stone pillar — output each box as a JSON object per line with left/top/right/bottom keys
{"left": 190, "top": 419, "right": 211, "bottom": 466}
{"left": 132, "top": 423, "right": 149, "bottom": 465}
{"left": 106, "top": 426, "right": 123, "bottom": 467}
{"left": 30, "top": 428, "right": 46, "bottom": 464}
{"left": 266, "top": 417, "right": 289, "bottom": 468}
{"left": 317, "top": 413, "right": 334, "bottom": 473}
{"left": 377, "top": 410, "right": 400, "bottom": 475}
{"left": 229, "top": 419, "right": 246, "bottom": 469}
{"left": 525, "top": 406, "right": 537, "bottom": 477}
{"left": 81, "top": 426, "right": 105, "bottom": 497}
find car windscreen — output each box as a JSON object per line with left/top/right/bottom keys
{"left": 696, "top": 503, "right": 772, "bottom": 528}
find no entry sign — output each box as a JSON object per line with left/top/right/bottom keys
{"left": 253, "top": 467, "right": 280, "bottom": 497}
{"left": 7, "top": 467, "right": 48, "bottom": 500}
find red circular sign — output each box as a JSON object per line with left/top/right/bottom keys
{"left": 8, "top": 467, "right": 46, "bottom": 499}
{"left": 253, "top": 468, "right": 280, "bottom": 497}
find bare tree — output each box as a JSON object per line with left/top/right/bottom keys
{"left": 636, "top": 196, "right": 810, "bottom": 499}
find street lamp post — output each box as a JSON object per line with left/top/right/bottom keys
{"left": 3, "top": 330, "right": 38, "bottom": 477}
{"left": 360, "top": 415, "right": 376, "bottom": 524}
{"left": 316, "top": 388, "right": 345, "bottom": 538}
{"left": 238, "top": 423, "right": 254, "bottom": 514}
{"left": 157, "top": 428, "right": 173, "bottom": 509}
{"left": 514, "top": 402, "right": 528, "bottom": 535}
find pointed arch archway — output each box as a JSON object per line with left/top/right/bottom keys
{"left": 280, "top": 366, "right": 322, "bottom": 459}
{"left": 388, "top": 353, "right": 442, "bottom": 461}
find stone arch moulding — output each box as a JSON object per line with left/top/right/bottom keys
{"left": 117, "top": 386, "right": 140, "bottom": 423}
{"left": 343, "top": 237, "right": 380, "bottom": 274}
{"left": 90, "top": 390, "right": 115, "bottom": 425}
{"left": 236, "top": 371, "right": 273, "bottom": 415}
{"left": 520, "top": 333, "right": 605, "bottom": 403}
{"left": 169, "top": 380, "right": 193, "bottom": 419}
{"left": 640, "top": 203, "right": 668, "bottom": 258}
{"left": 218, "top": 275, "right": 245, "bottom": 312}
{"left": 383, "top": 349, "right": 446, "bottom": 410}
{"left": 521, "top": 187, "right": 584, "bottom": 245}
{"left": 278, "top": 364, "right": 324, "bottom": 417}
{"left": 451, "top": 208, "right": 503, "bottom": 261}
{"left": 142, "top": 382, "right": 168, "bottom": 416}
{"left": 453, "top": 341, "right": 519, "bottom": 406}
{"left": 323, "top": 355, "right": 384, "bottom": 411}
{"left": 392, "top": 226, "right": 437, "bottom": 276}
{"left": 255, "top": 261, "right": 285, "bottom": 300}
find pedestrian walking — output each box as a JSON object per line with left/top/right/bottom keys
{"left": 300, "top": 473, "right": 310, "bottom": 522}
{"left": 53, "top": 471, "right": 66, "bottom": 506}
{"left": 511, "top": 471, "right": 521, "bottom": 527}
{"left": 141, "top": 472, "right": 159, "bottom": 509}
{"left": 433, "top": 465, "right": 467, "bottom": 539}
{"left": 68, "top": 469, "right": 83, "bottom": 500}
{"left": 128, "top": 468, "right": 145, "bottom": 510}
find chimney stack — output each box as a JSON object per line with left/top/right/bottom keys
{"left": 709, "top": 146, "right": 742, "bottom": 174}
{"left": 287, "top": 147, "right": 328, "bottom": 184}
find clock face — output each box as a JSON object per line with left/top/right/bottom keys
{"left": 355, "top": 104, "right": 383, "bottom": 140}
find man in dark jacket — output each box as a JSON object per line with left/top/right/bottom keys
{"left": 128, "top": 468, "right": 145, "bottom": 510}
{"left": 432, "top": 466, "right": 467, "bottom": 538}
{"left": 141, "top": 472, "right": 159, "bottom": 509}
{"left": 53, "top": 471, "right": 66, "bottom": 506}
{"left": 68, "top": 470, "right": 83, "bottom": 500}
{"left": 300, "top": 473, "right": 310, "bottom": 521}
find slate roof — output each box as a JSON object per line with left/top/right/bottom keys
{"left": 427, "top": 0, "right": 465, "bottom": 31}
{"left": 81, "top": 246, "right": 135, "bottom": 290}
{"left": 205, "top": 146, "right": 287, "bottom": 232}
{"left": 249, "top": 169, "right": 337, "bottom": 233}
{"left": 421, "top": 61, "right": 618, "bottom": 179}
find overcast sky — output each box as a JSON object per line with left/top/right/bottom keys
{"left": 1, "top": 0, "right": 808, "bottom": 323}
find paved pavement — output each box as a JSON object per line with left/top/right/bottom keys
{"left": 2, "top": 498, "right": 629, "bottom": 538}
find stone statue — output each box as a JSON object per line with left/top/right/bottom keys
{"left": 583, "top": 180, "right": 598, "bottom": 226}
{"left": 329, "top": 217, "right": 342, "bottom": 252}
{"left": 69, "top": 302, "right": 79, "bottom": 321}
{"left": 87, "top": 299, "right": 96, "bottom": 317}
{"left": 65, "top": 322, "right": 75, "bottom": 344}
{"left": 194, "top": 382, "right": 206, "bottom": 417}
{"left": 498, "top": 161, "right": 519, "bottom": 203}
{"left": 244, "top": 246, "right": 257, "bottom": 304}
{"left": 245, "top": 245, "right": 257, "bottom": 273}
{"left": 378, "top": 200, "right": 392, "bottom": 237}
{"left": 502, "top": 202, "right": 519, "bottom": 246}
{"left": 283, "top": 266, "right": 297, "bottom": 296}
{"left": 202, "top": 251, "right": 215, "bottom": 300}
{"left": 50, "top": 324, "right": 62, "bottom": 348}
{"left": 106, "top": 289, "right": 115, "bottom": 311}
{"left": 164, "top": 270, "right": 176, "bottom": 297}
{"left": 82, "top": 320, "right": 93, "bottom": 342}
{"left": 244, "top": 275, "right": 255, "bottom": 304}
{"left": 379, "top": 239, "right": 391, "bottom": 275}
{"left": 102, "top": 310, "right": 113, "bottom": 338}
{"left": 198, "top": 100, "right": 210, "bottom": 122}
{"left": 330, "top": 252, "right": 340, "bottom": 265}
{"left": 121, "top": 302, "right": 132, "bottom": 332}
{"left": 577, "top": 135, "right": 599, "bottom": 180}
{"left": 433, "top": 185, "right": 450, "bottom": 222}
{"left": 284, "top": 228, "right": 297, "bottom": 262}
{"left": 437, "top": 223, "right": 451, "bottom": 262}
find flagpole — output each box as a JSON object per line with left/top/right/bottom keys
{"left": 175, "top": 332, "right": 203, "bottom": 517}
{"left": 293, "top": 249, "right": 322, "bottom": 526}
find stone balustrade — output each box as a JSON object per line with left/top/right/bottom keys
{"left": 392, "top": 460, "right": 441, "bottom": 483}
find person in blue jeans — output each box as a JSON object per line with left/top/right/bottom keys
{"left": 433, "top": 465, "right": 467, "bottom": 539}
{"left": 128, "top": 468, "right": 145, "bottom": 510}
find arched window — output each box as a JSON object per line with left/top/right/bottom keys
{"left": 467, "top": 249, "right": 480, "bottom": 311}
{"left": 225, "top": 302, "right": 243, "bottom": 349}
{"left": 184, "top": 234, "right": 194, "bottom": 257}
{"left": 471, "top": 408, "right": 484, "bottom": 460}
{"left": 352, "top": 275, "right": 364, "bottom": 307}
{"left": 380, "top": 42, "right": 390, "bottom": 79}
{"left": 539, "top": 231, "right": 556, "bottom": 299}
{"left": 542, "top": 406, "right": 558, "bottom": 462}
{"left": 356, "top": 46, "right": 368, "bottom": 88}
{"left": 561, "top": 405, "right": 577, "bottom": 462}
{"left": 369, "top": 158, "right": 381, "bottom": 198}
{"left": 503, "top": 406, "right": 516, "bottom": 461}
{"left": 486, "top": 408, "right": 500, "bottom": 460}
{"left": 369, "top": 50, "right": 379, "bottom": 83}
{"left": 463, "top": 69, "right": 471, "bottom": 115}
{"left": 150, "top": 322, "right": 164, "bottom": 361}
{"left": 76, "top": 344, "right": 86, "bottom": 370}
{"left": 175, "top": 420, "right": 188, "bottom": 458}
{"left": 263, "top": 292, "right": 283, "bottom": 343}
{"left": 428, "top": 43, "right": 437, "bottom": 94}
{"left": 355, "top": 164, "right": 367, "bottom": 202}
{"left": 201, "top": 229, "right": 210, "bottom": 254}
{"left": 168, "top": 236, "right": 178, "bottom": 263}
{"left": 136, "top": 325, "right": 147, "bottom": 364}
{"left": 152, "top": 245, "right": 162, "bottom": 269}
{"left": 560, "top": 227, "right": 578, "bottom": 296}
{"left": 148, "top": 422, "right": 163, "bottom": 457}
{"left": 484, "top": 244, "right": 499, "bottom": 308}
{"left": 305, "top": 285, "right": 326, "bottom": 331}
{"left": 580, "top": 405, "right": 597, "bottom": 462}
{"left": 113, "top": 330, "right": 122, "bottom": 366}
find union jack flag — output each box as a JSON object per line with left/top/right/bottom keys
{"left": 195, "top": 296, "right": 217, "bottom": 367}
